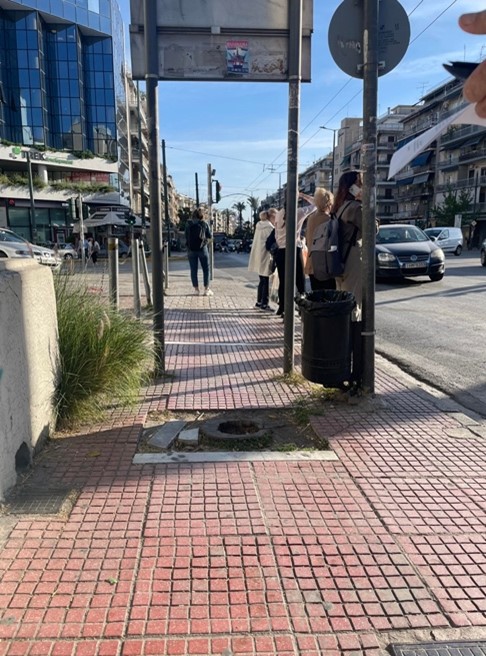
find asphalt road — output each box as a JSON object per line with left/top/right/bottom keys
{"left": 214, "top": 249, "right": 486, "bottom": 417}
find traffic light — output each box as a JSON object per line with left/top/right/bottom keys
{"left": 215, "top": 180, "right": 222, "bottom": 203}
{"left": 125, "top": 213, "right": 136, "bottom": 226}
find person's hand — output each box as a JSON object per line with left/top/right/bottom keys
{"left": 459, "top": 10, "right": 486, "bottom": 117}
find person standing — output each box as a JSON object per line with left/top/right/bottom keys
{"left": 304, "top": 187, "right": 336, "bottom": 291}
{"left": 273, "top": 192, "right": 315, "bottom": 317}
{"left": 91, "top": 238, "right": 100, "bottom": 265}
{"left": 331, "top": 171, "right": 363, "bottom": 320}
{"left": 185, "top": 208, "right": 213, "bottom": 296}
{"left": 248, "top": 209, "right": 275, "bottom": 310}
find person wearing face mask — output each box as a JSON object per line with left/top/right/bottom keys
{"left": 331, "top": 171, "right": 363, "bottom": 320}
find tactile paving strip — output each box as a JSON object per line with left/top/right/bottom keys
{"left": 5, "top": 487, "right": 75, "bottom": 515}
{"left": 389, "top": 641, "right": 486, "bottom": 656}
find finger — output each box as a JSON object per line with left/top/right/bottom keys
{"left": 474, "top": 97, "right": 486, "bottom": 119}
{"left": 463, "top": 61, "right": 486, "bottom": 103}
{"left": 459, "top": 10, "right": 486, "bottom": 34}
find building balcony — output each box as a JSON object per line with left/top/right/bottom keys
{"left": 436, "top": 176, "right": 486, "bottom": 192}
{"left": 440, "top": 124, "right": 486, "bottom": 146}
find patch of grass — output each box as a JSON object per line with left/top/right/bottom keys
{"left": 272, "top": 371, "right": 310, "bottom": 387}
{"left": 54, "top": 276, "right": 154, "bottom": 428}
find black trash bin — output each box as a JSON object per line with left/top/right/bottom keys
{"left": 295, "top": 290, "right": 356, "bottom": 387}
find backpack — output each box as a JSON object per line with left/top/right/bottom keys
{"left": 309, "top": 201, "right": 357, "bottom": 281}
{"left": 187, "top": 220, "right": 207, "bottom": 251}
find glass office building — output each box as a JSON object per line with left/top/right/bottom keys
{"left": 0, "top": 0, "right": 125, "bottom": 156}
{"left": 0, "top": 0, "right": 128, "bottom": 242}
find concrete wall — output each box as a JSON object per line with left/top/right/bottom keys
{"left": 0, "top": 260, "right": 59, "bottom": 501}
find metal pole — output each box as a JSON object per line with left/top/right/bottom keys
{"left": 283, "top": 0, "right": 303, "bottom": 374}
{"left": 77, "top": 194, "right": 86, "bottom": 271}
{"left": 164, "top": 242, "right": 169, "bottom": 291}
{"left": 139, "top": 243, "right": 152, "bottom": 305}
{"left": 195, "top": 173, "right": 200, "bottom": 207}
{"left": 331, "top": 130, "right": 336, "bottom": 192}
{"left": 132, "top": 237, "right": 141, "bottom": 317}
{"left": 136, "top": 81, "right": 146, "bottom": 231}
{"left": 207, "top": 163, "right": 214, "bottom": 281}
{"left": 26, "top": 152, "right": 36, "bottom": 243}
{"left": 108, "top": 236, "right": 119, "bottom": 309}
{"left": 161, "top": 139, "right": 171, "bottom": 268}
{"left": 144, "top": 0, "right": 164, "bottom": 374}
{"left": 361, "top": 0, "right": 379, "bottom": 394}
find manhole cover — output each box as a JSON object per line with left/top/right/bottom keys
{"left": 5, "top": 487, "right": 77, "bottom": 516}
{"left": 389, "top": 641, "right": 486, "bottom": 656}
{"left": 201, "top": 417, "right": 268, "bottom": 441}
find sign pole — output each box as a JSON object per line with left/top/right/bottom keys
{"left": 361, "top": 0, "right": 379, "bottom": 394}
{"left": 144, "top": 0, "right": 165, "bottom": 374}
{"left": 283, "top": 0, "right": 303, "bottom": 374}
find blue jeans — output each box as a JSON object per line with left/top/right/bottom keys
{"left": 187, "top": 247, "right": 209, "bottom": 288}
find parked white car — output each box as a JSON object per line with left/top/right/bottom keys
{"left": 424, "top": 227, "right": 464, "bottom": 256}
{"left": 0, "top": 228, "right": 61, "bottom": 268}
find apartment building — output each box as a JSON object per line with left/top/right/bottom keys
{"left": 395, "top": 78, "right": 486, "bottom": 235}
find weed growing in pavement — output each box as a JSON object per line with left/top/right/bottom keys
{"left": 54, "top": 276, "right": 154, "bottom": 428}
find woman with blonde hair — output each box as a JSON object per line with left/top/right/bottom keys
{"left": 248, "top": 208, "right": 276, "bottom": 310}
{"left": 304, "top": 187, "right": 335, "bottom": 291}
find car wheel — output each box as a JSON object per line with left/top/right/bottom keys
{"left": 481, "top": 249, "right": 486, "bottom": 267}
{"left": 64, "top": 253, "right": 73, "bottom": 260}
{"left": 429, "top": 273, "right": 444, "bottom": 282}
{"left": 0, "top": 251, "right": 7, "bottom": 258}
{"left": 454, "top": 245, "right": 462, "bottom": 256}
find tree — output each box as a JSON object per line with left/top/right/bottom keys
{"left": 232, "top": 202, "right": 246, "bottom": 231}
{"left": 177, "top": 206, "right": 193, "bottom": 232}
{"left": 247, "top": 195, "right": 260, "bottom": 232}
{"left": 431, "top": 186, "right": 474, "bottom": 226}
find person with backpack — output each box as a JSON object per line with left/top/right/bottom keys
{"left": 185, "top": 208, "right": 213, "bottom": 296}
{"left": 331, "top": 171, "right": 363, "bottom": 320}
{"left": 247, "top": 208, "right": 276, "bottom": 310}
{"left": 304, "top": 187, "right": 336, "bottom": 291}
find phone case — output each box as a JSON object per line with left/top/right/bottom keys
{"left": 443, "top": 61, "right": 479, "bottom": 81}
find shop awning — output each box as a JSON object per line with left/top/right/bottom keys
{"left": 413, "top": 173, "right": 431, "bottom": 184}
{"left": 396, "top": 176, "right": 414, "bottom": 186}
{"left": 410, "top": 151, "right": 432, "bottom": 167}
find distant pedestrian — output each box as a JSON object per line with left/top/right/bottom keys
{"left": 248, "top": 209, "right": 275, "bottom": 310}
{"left": 332, "top": 171, "right": 363, "bottom": 320}
{"left": 91, "top": 239, "right": 100, "bottom": 265}
{"left": 273, "top": 192, "right": 315, "bottom": 317}
{"left": 185, "top": 208, "right": 213, "bottom": 296}
{"left": 304, "top": 187, "right": 336, "bottom": 291}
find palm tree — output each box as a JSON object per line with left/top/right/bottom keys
{"left": 232, "top": 202, "right": 246, "bottom": 232}
{"left": 247, "top": 196, "right": 260, "bottom": 232}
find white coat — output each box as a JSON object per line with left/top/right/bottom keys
{"left": 248, "top": 219, "right": 274, "bottom": 277}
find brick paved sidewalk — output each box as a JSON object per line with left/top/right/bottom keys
{"left": 1, "top": 263, "right": 486, "bottom": 655}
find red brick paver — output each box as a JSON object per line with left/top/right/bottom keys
{"left": 1, "top": 268, "right": 485, "bottom": 654}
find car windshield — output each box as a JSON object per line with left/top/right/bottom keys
{"left": 377, "top": 226, "right": 429, "bottom": 244}
{"left": 424, "top": 229, "right": 442, "bottom": 238}
{"left": 0, "top": 229, "right": 29, "bottom": 244}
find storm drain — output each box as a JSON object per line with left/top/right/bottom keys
{"left": 5, "top": 487, "right": 78, "bottom": 516}
{"left": 389, "top": 641, "right": 486, "bottom": 656}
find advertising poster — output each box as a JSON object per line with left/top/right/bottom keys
{"left": 226, "top": 40, "right": 249, "bottom": 74}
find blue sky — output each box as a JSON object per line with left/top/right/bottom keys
{"left": 118, "top": 0, "right": 484, "bottom": 218}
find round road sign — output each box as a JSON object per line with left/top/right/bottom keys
{"left": 328, "top": 0, "right": 410, "bottom": 79}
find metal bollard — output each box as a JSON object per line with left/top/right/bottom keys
{"left": 132, "top": 238, "right": 141, "bottom": 318}
{"left": 108, "top": 237, "right": 119, "bottom": 309}
{"left": 139, "top": 242, "right": 152, "bottom": 306}
{"left": 163, "top": 241, "right": 169, "bottom": 290}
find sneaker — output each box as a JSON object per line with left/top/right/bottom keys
{"left": 193, "top": 288, "right": 200, "bottom": 295}
{"left": 261, "top": 305, "right": 272, "bottom": 311}
{"left": 255, "top": 302, "right": 262, "bottom": 308}
{"left": 203, "top": 288, "right": 214, "bottom": 296}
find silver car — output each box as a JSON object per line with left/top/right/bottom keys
{"left": 0, "top": 228, "right": 61, "bottom": 268}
